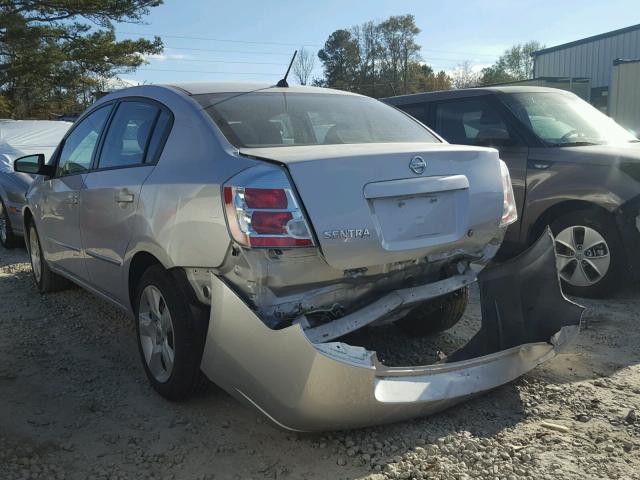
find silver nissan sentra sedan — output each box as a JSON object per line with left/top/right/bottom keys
{"left": 14, "top": 82, "right": 582, "bottom": 431}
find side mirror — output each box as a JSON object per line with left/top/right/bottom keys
{"left": 13, "top": 154, "right": 55, "bottom": 176}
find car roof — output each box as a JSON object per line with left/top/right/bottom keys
{"left": 383, "top": 86, "right": 567, "bottom": 105}
{"left": 164, "top": 81, "right": 362, "bottom": 96}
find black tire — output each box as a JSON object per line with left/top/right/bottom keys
{"left": 550, "top": 211, "right": 625, "bottom": 298}
{"left": 0, "top": 199, "right": 20, "bottom": 249}
{"left": 395, "top": 287, "right": 469, "bottom": 337}
{"left": 27, "top": 221, "right": 70, "bottom": 293}
{"left": 134, "top": 265, "right": 208, "bottom": 401}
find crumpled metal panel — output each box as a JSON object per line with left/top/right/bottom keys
{"left": 200, "top": 229, "right": 583, "bottom": 431}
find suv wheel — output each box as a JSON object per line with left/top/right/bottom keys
{"left": 135, "top": 265, "right": 208, "bottom": 401}
{"left": 551, "top": 211, "right": 624, "bottom": 298}
{"left": 395, "top": 287, "right": 469, "bottom": 336}
{"left": 0, "top": 200, "right": 20, "bottom": 248}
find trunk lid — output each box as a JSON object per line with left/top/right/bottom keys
{"left": 240, "top": 143, "right": 504, "bottom": 270}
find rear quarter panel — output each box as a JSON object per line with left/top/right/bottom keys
{"left": 118, "top": 86, "right": 258, "bottom": 272}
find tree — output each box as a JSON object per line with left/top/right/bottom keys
{"left": 479, "top": 41, "right": 543, "bottom": 85}
{"left": 0, "top": 1, "right": 163, "bottom": 118}
{"left": 451, "top": 61, "right": 481, "bottom": 89}
{"left": 411, "top": 64, "right": 452, "bottom": 92}
{"left": 317, "top": 29, "right": 360, "bottom": 90}
{"left": 378, "top": 14, "right": 421, "bottom": 95}
{"left": 292, "top": 47, "right": 315, "bottom": 85}
{"left": 317, "top": 14, "right": 425, "bottom": 98}
{"left": 351, "top": 20, "right": 381, "bottom": 96}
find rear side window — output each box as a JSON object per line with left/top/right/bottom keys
{"left": 98, "top": 101, "right": 160, "bottom": 169}
{"left": 145, "top": 110, "right": 173, "bottom": 163}
{"left": 434, "top": 98, "right": 515, "bottom": 147}
{"left": 196, "top": 92, "right": 440, "bottom": 148}
{"left": 57, "top": 106, "right": 111, "bottom": 176}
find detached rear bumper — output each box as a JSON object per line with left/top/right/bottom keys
{"left": 200, "top": 230, "right": 583, "bottom": 431}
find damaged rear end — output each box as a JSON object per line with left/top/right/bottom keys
{"left": 201, "top": 230, "right": 582, "bottom": 431}
{"left": 218, "top": 143, "right": 512, "bottom": 332}
{"left": 198, "top": 139, "right": 582, "bottom": 431}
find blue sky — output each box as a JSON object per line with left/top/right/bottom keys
{"left": 114, "top": 0, "right": 640, "bottom": 85}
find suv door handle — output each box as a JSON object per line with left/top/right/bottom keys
{"left": 528, "top": 160, "right": 553, "bottom": 170}
{"left": 116, "top": 189, "right": 135, "bottom": 204}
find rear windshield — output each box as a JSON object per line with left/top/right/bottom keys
{"left": 195, "top": 91, "right": 440, "bottom": 148}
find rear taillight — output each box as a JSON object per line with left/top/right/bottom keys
{"left": 499, "top": 160, "right": 518, "bottom": 227}
{"left": 223, "top": 170, "right": 315, "bottom": 248}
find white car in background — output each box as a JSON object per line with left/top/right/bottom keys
{"left": 0, "top": 120, "right": 71, "bottom": 247}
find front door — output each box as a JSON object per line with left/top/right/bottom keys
{"left": 430, "top": 96, "right": 528, "bottom": 248}
{"left": 80, "top": 100, "right": 171, "bottom": 305}
{"left": 40, "top": 105, "right": 112, "bottom": 279}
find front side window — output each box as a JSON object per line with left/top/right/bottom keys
{"left": 503, "top": 91, "right": 638, "bottom": 146}
{"left": 57, "top": 106, "right": 111, "bottom": 176}
{"left": 97, "top": 101, "right": 160, "bottom": 169}
{"left": 196, "top": 92, "right": 440, "bottom": 148}
{"left": 434, "top": 97, "right": 514, "bottom": 147}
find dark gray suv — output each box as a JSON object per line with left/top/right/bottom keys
{"left": 385, "top": 86, "right": 640, "bottom": 297}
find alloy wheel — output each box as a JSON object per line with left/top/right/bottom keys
{"left": 555, "top": 225, "right": 611, "bottom": 287}
{"left": 138, "top": 285, "right": 175, "bottom": 383}
{"left": 29, "top": 227, "right": 42, "bottom": 283}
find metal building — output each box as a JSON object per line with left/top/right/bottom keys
{"left": 532, "top": 24, "right": 640, "bottom": 112}
{"left": 609, "top": 59, "right": 640, "bottom": 134}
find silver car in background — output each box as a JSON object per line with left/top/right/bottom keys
{"left": 14, "top": 83, "right": 582, "bottom": 431}
{"left": 0, "top": 120, "right": 71, "bottom": 247}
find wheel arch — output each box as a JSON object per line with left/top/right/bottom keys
{"left": 527, "top": 200, "right": 617, "bottom": 246}
{"left": 22, "top": 207, "right": 34, "bottom": 239}
{"left": 127, "top": 251, "right": 165, "bottom": 311}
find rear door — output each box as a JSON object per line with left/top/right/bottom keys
{"left": 39, "top": 105, "right": 112, "bottom": 280}
{"left": 80, "top": 99, "right": 173, "bottom": 305}
{"left": 429, "top": 96, "right": 528, "bottom": 247}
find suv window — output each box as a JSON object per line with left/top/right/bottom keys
{"left": 98, "top": 101, "right": 160, "bottom": 169}
{"left": 434, "top": 98, "right": 514, "bottom": 147}
{"left": 396, "top": 103, "right": 429, "bottom": 125}
{"left": 57, "top": 106, "right": 111, "bottom": 176}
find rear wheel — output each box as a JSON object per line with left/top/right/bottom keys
{"left": 0, "top": 199, "right": 20, "bottom": 249}
{"left": 550, "top": 211, "right": 624, "bottom": 298}
{"left": 135, "top": 265, "right": 208, "bottom": 401}
{"left": 28, "top": 222, "right": 70, "bottom": 293}
{"left": 395, "top": 287, "right": 469, "bottom": 337}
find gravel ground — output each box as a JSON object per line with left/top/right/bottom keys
{"left": 1, "top": 245, "right": 639, "bottom": 480}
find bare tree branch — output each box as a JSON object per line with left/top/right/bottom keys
{"left": 292, "top": 47, "right": 315, "bottom": 85}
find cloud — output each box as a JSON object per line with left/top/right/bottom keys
{"left": 145, "top": 52, "right": 192, "bottom": 62}
{"left": 445, "top": 62, "right": 493, "bottom": 77}
{"left": 104, "top": 77, "right": 142, "bottom": 90}
{"left": 470, "top": 63, "right": 492, "bottom": 73}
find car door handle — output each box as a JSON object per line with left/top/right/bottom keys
{"left": 65, "top": 194, "right": 79, "bottom": 205}
{"left": 529, "top": 161, "right": 552, "bottom": 170}
{"left": 116, "top": 190, "right": 135, "bottom": 204}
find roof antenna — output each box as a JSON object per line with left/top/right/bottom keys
{"left": 276, "top": 50, "right": 297, "bottom": 87}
